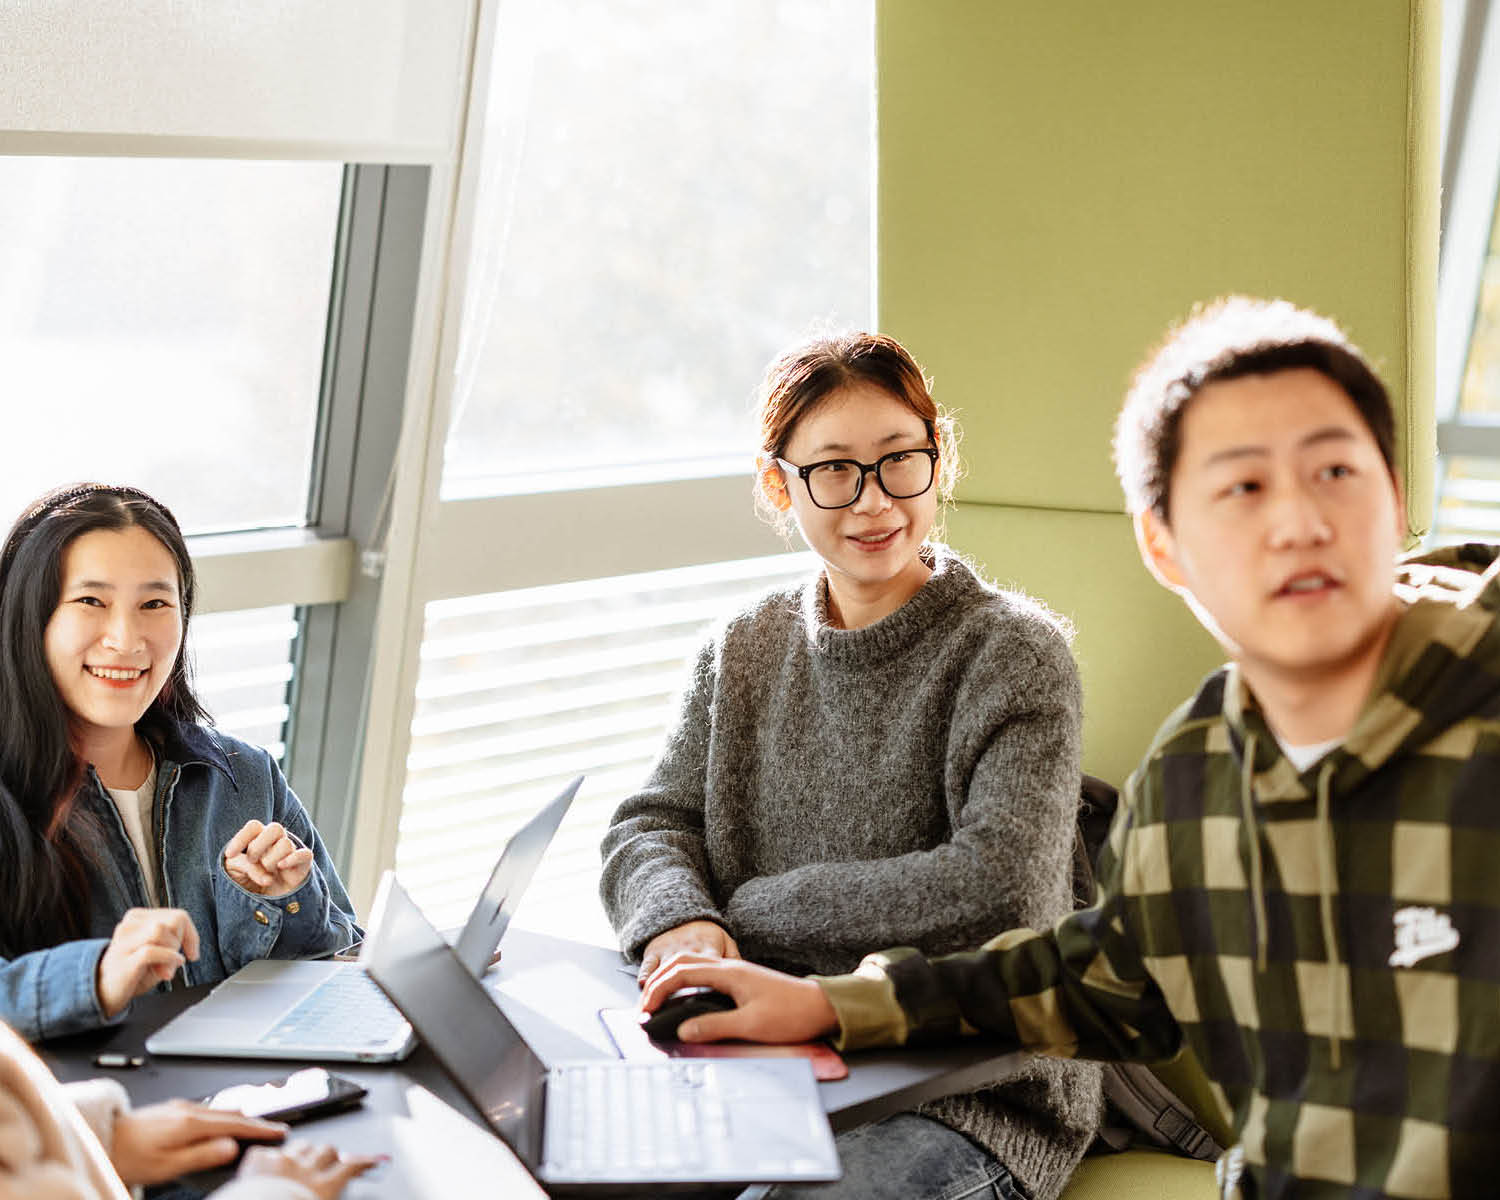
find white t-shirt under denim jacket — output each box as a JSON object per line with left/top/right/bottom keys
{"left": 0, "top": 718, "right": 361, "bottom": 1042}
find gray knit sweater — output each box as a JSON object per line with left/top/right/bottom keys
{"left": 600, "top": 545, "right": 1101, "bottom": 1198}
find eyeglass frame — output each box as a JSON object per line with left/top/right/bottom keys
{"left": 774, "top": 444, "right": 940, "bottom": 510}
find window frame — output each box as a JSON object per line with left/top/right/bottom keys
{"left": 1435, "top": 1, "right": 1500, "bottom": 442}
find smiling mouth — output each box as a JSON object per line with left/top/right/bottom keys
{"left": 850, "top": 529, "right": 900, "bottom": 547}
{"left": 85, "top": 666, "right": 148, "bottom": 682}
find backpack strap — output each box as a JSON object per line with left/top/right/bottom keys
{"left": 1074, "top": 774, "right": 1225, "bottom": 1162}
{"left": 1100, "top": 1062, "right": 1224, "bottom": 1161}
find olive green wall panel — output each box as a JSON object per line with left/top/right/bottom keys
{"left": 877, "top": 0, "right": 1438, "bottom": 534}
{"left": 945, "top": 503, "right": 1222, "bottom": 787}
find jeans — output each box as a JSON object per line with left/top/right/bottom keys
{"left": 749, "top": 1112, "right": 1027, "bottom": 1200}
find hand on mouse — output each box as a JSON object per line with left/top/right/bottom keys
{"left": 639, "top": 986, "right": 738, "bottom": 1041}
{"left": 110, "top": 1098, "right": 287, "bottom": 1186}
{"left": 637, "top": 920, "right": 739, "bottom": 984}
{"left": 639, "top": 957, "right": 838, "bottom": 1045}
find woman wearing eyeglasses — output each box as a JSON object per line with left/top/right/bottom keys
{"left": 600, "top": 333, "right": 1099, "bottom": 1200}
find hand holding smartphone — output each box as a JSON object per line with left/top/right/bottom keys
{"left": 204, "top": 1067, "right": 367, "bottom": 1124}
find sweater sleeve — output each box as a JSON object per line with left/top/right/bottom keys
{"left": 599, "top": 638, "right": 728, "bottom": 959}
{"left": 814, "top": 770, "right": 1183, "bottom": 1063}
{"left": 724, "top": 620, "right": 1085, "bottom": 972}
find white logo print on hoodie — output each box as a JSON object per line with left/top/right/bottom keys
{"left": 1388, "top": 906, "right": 1460, "bottom": 968}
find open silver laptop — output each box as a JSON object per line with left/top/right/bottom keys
{"left": 146, "top": 776, "right": 582, "bottom": 1063}
{"left": 363, "top": 873, "right": 841, "bottom": 1193}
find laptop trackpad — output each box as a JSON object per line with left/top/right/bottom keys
{"left": 197, "top": 961, "right": 337, "bottom": 1022}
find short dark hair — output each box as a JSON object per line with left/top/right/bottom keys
{"left": 1113, "top": 297, "right": 1397, "bottom": 524}
{"left": 0, "top": 483, "right": 208, "bottom": 953}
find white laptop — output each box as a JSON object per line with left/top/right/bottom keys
{"left": 363, "top": 873, "right": 842, "bottom": 1193}
{"left": 146, "top": 776, "right": 582, "bottom": 1063}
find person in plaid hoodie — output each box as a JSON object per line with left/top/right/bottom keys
{"left": 640, "top": 297, "right": 1500, "bottom": 1198}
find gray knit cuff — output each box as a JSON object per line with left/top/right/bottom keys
{"left": 920, "top": 1064, "right": 1103, "bottom": 1200}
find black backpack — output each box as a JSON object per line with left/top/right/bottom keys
{"left": 1074, "top": 775, "right": 1225, "bottom": 1162}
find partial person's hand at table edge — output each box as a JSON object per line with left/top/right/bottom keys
{"left": 639, "top": 956, "right": 837, "bottom": 1044}
{"left": 237, "top": 1140, "right": 384, "bottom": 1200}
{"left": 111, "top": 1098, "right": 287, "bottom": 1185}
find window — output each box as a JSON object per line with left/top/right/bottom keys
{"left": 443, "top": 0, "right": 873, "bottom": 495}
{"left": 1432, "top": 1, "right": 1500, "bottom": 544}
{"left": 190, "top": 606, "right": 298, "bottom": 757}
{"left": 0, "top": 157, "right": 341, "bottom": 533}
{"left": 1434, "top": 206, "right": 1500, "bottom": 541}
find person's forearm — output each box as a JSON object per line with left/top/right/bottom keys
{"left": 600, "top": 780, "right": 721, "bottom": 955}
{"left": 603, "top": 845, "right": 725, "bottom": 959}
{"left": 724, "top": 813, "right": 1072, "bottom": 973}
{"left": 817, "top": 917, "right": 1183, "bottom": 1062}
{"left": 1, "top": 940, "right": 116, "bottom": 1041}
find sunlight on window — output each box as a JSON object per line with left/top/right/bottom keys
{"left": 0, "top": 158, "right": 340, "bottom": 534}
{"left": 443, "top": 0, "right": 873, "bottom": 496}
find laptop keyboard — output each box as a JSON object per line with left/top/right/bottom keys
{"left": 258, "top": 968, "right": 409, "bottom": 1050}
{"left": 548, "top": 1061, "right": 733, "bottom": 1176}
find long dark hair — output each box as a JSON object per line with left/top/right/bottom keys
{"left": 0, "top": 484, "right": 209, "bottom": 953}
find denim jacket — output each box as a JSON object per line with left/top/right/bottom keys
{"left": 0, "top": 720, "right": 361, "bottom": 1041}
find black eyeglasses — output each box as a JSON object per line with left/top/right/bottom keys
{"left": 775, "top": 446, "right": 939, "bottom": 510}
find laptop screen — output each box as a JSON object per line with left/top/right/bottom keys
{"left": 453, "top": 775, "right": 582, "bottom": 976}
{"left": 364, "top": 875, "right": 549, "bottom": 1170}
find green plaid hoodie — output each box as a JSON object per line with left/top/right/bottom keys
{"left": 817, "top": 544, "right": 1500, "bottom": 1198}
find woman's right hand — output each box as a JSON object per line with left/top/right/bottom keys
{"left": 637, "top": 920, "right": 740, "bottom": 984}
{"left": 639, "top": 957, "right": 839, "bottom": 1045}
{"left": 95, "top": 907, "right": 200, "bottom": 1018}
{"left": 237, "top": 1141, "right": 383, "bottom": 1199}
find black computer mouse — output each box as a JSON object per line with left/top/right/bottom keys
{"left": 640, "top": 986, "right": 737, "bottom": 1041}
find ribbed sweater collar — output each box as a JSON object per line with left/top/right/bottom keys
{"left": 799, "top": 543, "right": 976, "bottom": 669}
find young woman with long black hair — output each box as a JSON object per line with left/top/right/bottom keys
{"left": 0, "top": 483, "right": 359, "bottom": 1041}
{"left": 602, "top": 333, "right": 1100, "bottom": 1200}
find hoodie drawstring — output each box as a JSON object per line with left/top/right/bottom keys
{"left": 1239, "top": 733, "right": 1269, "bottom": 972}
{"left": 1314, "top": 760, "right": 1344, "bottom": 1070}
{"left": 1242, "top": 732, "right": 1349, "bottom": 1068}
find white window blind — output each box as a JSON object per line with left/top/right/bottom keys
{"left": 189, "top": 605, "right": 297, "bottom": 761}
{"left": 1435, "top": 239, "right": 1500, "bottom": 542}
{"left": 398, "top": 552, "right": 815, "bottom": 946}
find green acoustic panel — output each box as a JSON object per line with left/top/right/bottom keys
{"left": 876, "top": 0, "right": 1437, "bottom": 533}
{"left": 945, "top": 502, "right": 1223, "bottom": 789}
